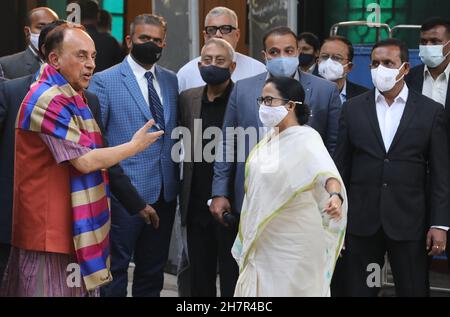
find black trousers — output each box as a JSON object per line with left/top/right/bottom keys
{"left": 0, "top": 243, "right": 10, "bottom": 288}
{"left": 345, "top": 229, "right": 429, "bottom": 297}
{"left": 331, "top": 252, "right": 348, "bottom": 297}
{"left": 187, "top": 208, "right": 239, "bottom": 297}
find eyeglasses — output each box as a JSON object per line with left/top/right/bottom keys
{"left": 204, "top": 25, "right": 237, "bottom": 35}
{"left": 257, "top": 96, "right": 289, "bottom": 106}
{"left": 318, "top": 54, "right": 349, "bottom": 63}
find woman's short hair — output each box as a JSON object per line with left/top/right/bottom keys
{"left": 265, "top": 77, "right": 311, "bottom": 125}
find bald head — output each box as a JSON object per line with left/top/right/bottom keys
{"left": 47, "top": 25, "right": 96, "bottom": 92}
{"left": 25, "top": 7, "right": 59, "bottom": 47}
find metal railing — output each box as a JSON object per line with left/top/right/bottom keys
{"left": 330, "top": 21, "right": 422, "bottom": 41}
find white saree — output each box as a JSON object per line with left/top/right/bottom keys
{"left": 232, "top": 125, "right": 347, "bottom": 297}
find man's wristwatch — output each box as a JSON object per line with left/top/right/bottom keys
{"left": 329, "top": 192, "right": 344, "bottom": 204}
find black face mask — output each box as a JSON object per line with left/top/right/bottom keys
{"left": 131, "top": 40, "right": 163, "bottom": 65}
{"left": 199, "top": 65, "right": 232, "bottom": 85}
{"left": 298, "top": 53, "right": 316, "bottom": 67}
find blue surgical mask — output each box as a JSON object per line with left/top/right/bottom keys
{"left": 266, "top": 56, "right": 299, "bottom": 77}
{"left": 419, "top": 41, "right": 450, "bottom": 68}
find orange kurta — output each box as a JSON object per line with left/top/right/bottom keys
{"left": 12, "top": 130, "right": 75, "bottom": 255}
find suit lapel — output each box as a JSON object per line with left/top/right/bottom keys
{"left": 120, "top": 61, "right": 152, "bottom": 121}
{"left": 346, "top": 81, "right": 356, "bottom": 99}
{"left": 190, "top": 89, "right": 203, "bottom": 157}
{"left": 24, "top": 47, "right": 40, "bottom": 74}
{"left": 388, "top": 90, "right": 419, "bottom": 153}
{"left": 254, "top": 73, "right": 267, "bottom": 127}
{"left": 365, "top": 90, "right": 386, "bottom": 154}
{"left": 299, "top": 72, "right": 313, "bottom": 104}
{"left": 409, "top": 65, "right": 425, "bottom": 93}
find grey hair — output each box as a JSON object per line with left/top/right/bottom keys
{"left": 130, "top": 14, "right": 167, "bottom": 35}
{"left": 204, "top": 7, "right": 238, "bottom": 28}
{"left": 201, "top": 38, "right": 235, "bottom": 61}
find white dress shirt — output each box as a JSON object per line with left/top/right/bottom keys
{"left": 177, "top": 52, "right": 267, "bottom": 93}
{"left": 422, "top": 62, "right": 450, "bottom": 107}
{"left": 375, "top": 84, "right": 409, "bottom": 152}
{"left": 340, "top": 80, "right": 347, "bottom": 104}
{"left": 127, "top": 54, "right": 163, "bottom": 106}
{"left": 375, "top": 84, "right": 449, "bottom": 232}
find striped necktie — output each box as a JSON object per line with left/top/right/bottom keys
{"left": 144, "top": 71, "right": 165, "bottom": 130}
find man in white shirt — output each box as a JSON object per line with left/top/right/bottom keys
{"left": 406, "top": 17, "right": 450, "bottom": 108}
{"left": 177, "top": 6, "right": 266, "bottom": 92}
{"left": 405, "top": 17, "right": 450, "bottom": 270}
{"left": 335, "top": 38, "right": 449, "bottom": 297}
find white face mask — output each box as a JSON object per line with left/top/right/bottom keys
{"left": 29, "top": 32, "right": 40, "bottom": 51}
{"left": 258, "top": 104, "right": 289, "bottom": 127}
{"left": 371, "top": 63, "right": 406, "bottom": 92}
{"left": 419, "top": 41, "right": 450, "bottom": 68}
{"left": 318, "top": 58, "right": 348, "bottom": 81}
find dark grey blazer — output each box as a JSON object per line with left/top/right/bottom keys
{"left": 178, "top": 86, "right": 204, "bottom": 226}
{"left": 0, "top": 47, "right": 41, "bottom": 79}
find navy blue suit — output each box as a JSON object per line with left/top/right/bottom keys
{"left": 89, "top": 58, "right": 179, "bottom": 297}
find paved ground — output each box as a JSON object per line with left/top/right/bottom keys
{"left": 125, "top": 263, "right": 450, "bottom": 297}
{"left": 127, "top": 265, "right": 178, "bottom": 297}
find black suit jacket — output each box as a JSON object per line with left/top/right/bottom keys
{"left": 405, "top": 64, "right": 450, "bottom": 135}
{"left": 334, "top": 88, "right": 449, "bottom": 241}
{"left": 406, "top": 64, "right": 450, "bottom": 260}
{"left": 346, "top": 80, "right": 369, "bottom": 100}
{"left": 0, "top": 47, "right": 41, "bottom": 80}
{"left": 0, "top": 75, "right": 145, "bottom": 244}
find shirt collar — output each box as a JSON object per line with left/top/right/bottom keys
{"left": 375, "top": 82, "right": 409, "bottom": 105}
{"left": 341, "top": 81, "right": 347, "bottom": 97}
{"left": 127, "top": 54, "right": 156, "bottom": 80}
{"left": 424, "top": 61, "right": 450, "bottom": 80}
{"left": 307, "top": 63, "right": 316, "bottom": 74}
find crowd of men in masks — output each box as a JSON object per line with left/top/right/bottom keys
{"left": 0, "top": 1, "right": 449, "bottom": 297}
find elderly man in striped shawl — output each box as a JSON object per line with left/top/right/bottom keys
{"left": 0, "top": 24, "right": 163, "bottom": 297}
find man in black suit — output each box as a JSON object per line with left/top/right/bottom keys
{"left": 318, "top": 36, "right": 368, "bottom": 105}
{"left": 334, "top": 39, "right": 449, "bottom": 297}
{"left": 78, "top": 0, "right": 123, "bottom": 72}
{"left": 0, "top": 7, "right": 58, "bottom": 79}
{"left": 0, "top": 21, "right": 154, "bottom": 287}
{"left": 318, "top": 36, "right": 369, "bottom": 298}
{"left": 405, "top": 18, "right": 450, "bottom": 267}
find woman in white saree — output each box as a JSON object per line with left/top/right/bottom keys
{"left": 232, "top": 77, "right": 347, "bottom": 297}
